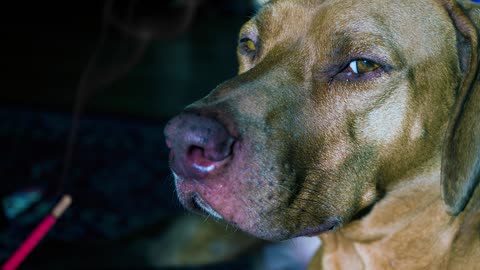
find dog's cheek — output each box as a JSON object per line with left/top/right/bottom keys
{"left": 355, "top": 85, "right": 409, "bottom": 146}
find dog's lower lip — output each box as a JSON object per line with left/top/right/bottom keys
{"left": 296, "top": 219, "right": 340, "bottom": 237}
{"left": 191, "top": 193, "right": 223, "bottom": 220}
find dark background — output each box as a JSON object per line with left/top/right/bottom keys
{"left": 0, "top": 1, "right": 264, "bottom": 269}
{"left": 3, "top": 1, "right": 250, "bottom": 116}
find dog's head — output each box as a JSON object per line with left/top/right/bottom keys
{"left": 164, "top": 0, "right": 480, "bottom": 241}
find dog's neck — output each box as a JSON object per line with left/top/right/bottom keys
{"left": 341, "top": 161, "right": 444, "bottom": 241}
{"left": 315, "top": 157, "right": 480, "bottom": 269}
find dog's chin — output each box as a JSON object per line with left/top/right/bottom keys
{"left": 174, "top": 173, "right": 340, "bottom": 241}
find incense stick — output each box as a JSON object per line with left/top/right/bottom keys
{"left": 2, "top": 195, "right": 72, "bottom": 270}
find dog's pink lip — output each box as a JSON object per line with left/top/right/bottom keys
{"left": 174, "top": 180, "right": 225, "bottom": 220}
{"left": 189, "top": 193, "right": 224, "bottom": 220}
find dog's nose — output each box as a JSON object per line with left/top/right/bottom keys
{"left": 164, "top": 113, "right": 235, "bottom": 178}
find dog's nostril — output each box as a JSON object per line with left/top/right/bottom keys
{"left": 205, "top": 138, "right": 235, "bottom": 161}
{"left": 188, "top": 146, "right": 206, "bottom": 163}
{"left": 188, "top": 146, "right": 203, "bottom": 156}
{"left": 187, "top": 136, "right": 234, "bottom": 161}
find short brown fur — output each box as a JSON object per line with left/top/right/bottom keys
{"left": 166, "top": 0, "right": 480, "bottom": 269}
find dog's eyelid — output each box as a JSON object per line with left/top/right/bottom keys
{"left": 343, "top": 49, "right": 393, "bottom": 67}
{"left": 239, "top": 37, "right": 251, "bottom": 43}
{"left": 239, "top": 37, "right": 257, "bottom": 48}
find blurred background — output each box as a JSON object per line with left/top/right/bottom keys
{"left": 0, "top": 1, "right": 319, "bottom": 269}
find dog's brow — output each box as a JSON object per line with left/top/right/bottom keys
{"left": 327, "top": 30, "right": 404, "bottom": 67}
{"left": 239, "top": 22, "right": 258, "bottom": 39}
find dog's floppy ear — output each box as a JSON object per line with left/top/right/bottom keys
{"left": 441, "top": 1, "right": 480, "bottom": 215}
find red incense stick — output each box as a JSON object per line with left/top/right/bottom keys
{"left": 2, "top": 195, "right": 72, "bottom": 270}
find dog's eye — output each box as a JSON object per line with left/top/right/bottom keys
{"left": 239, "top": 37, "right": 257, "bottom": 55}
{"left": 331, "top": 58, "right": 387, "bottom": 83}
{"left": 346, "top": 60, "right": 380, "bottom": 74}
{"left": 245, "top": 39, "right": 256, "bottom": 51}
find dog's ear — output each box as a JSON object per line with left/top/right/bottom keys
{"left": 441, "top": 1, "right": 480, "bottom": 215}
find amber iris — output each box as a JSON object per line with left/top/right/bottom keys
{"left": 348, "top": 60, "right": 380, "bottom": 74}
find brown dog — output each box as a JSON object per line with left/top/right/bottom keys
{"left": 164, "top": 0, "right": 480, "bottom": 268}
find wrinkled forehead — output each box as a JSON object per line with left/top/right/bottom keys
{"left": 242, "top": 0, "right": 456, "bottom": 63}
